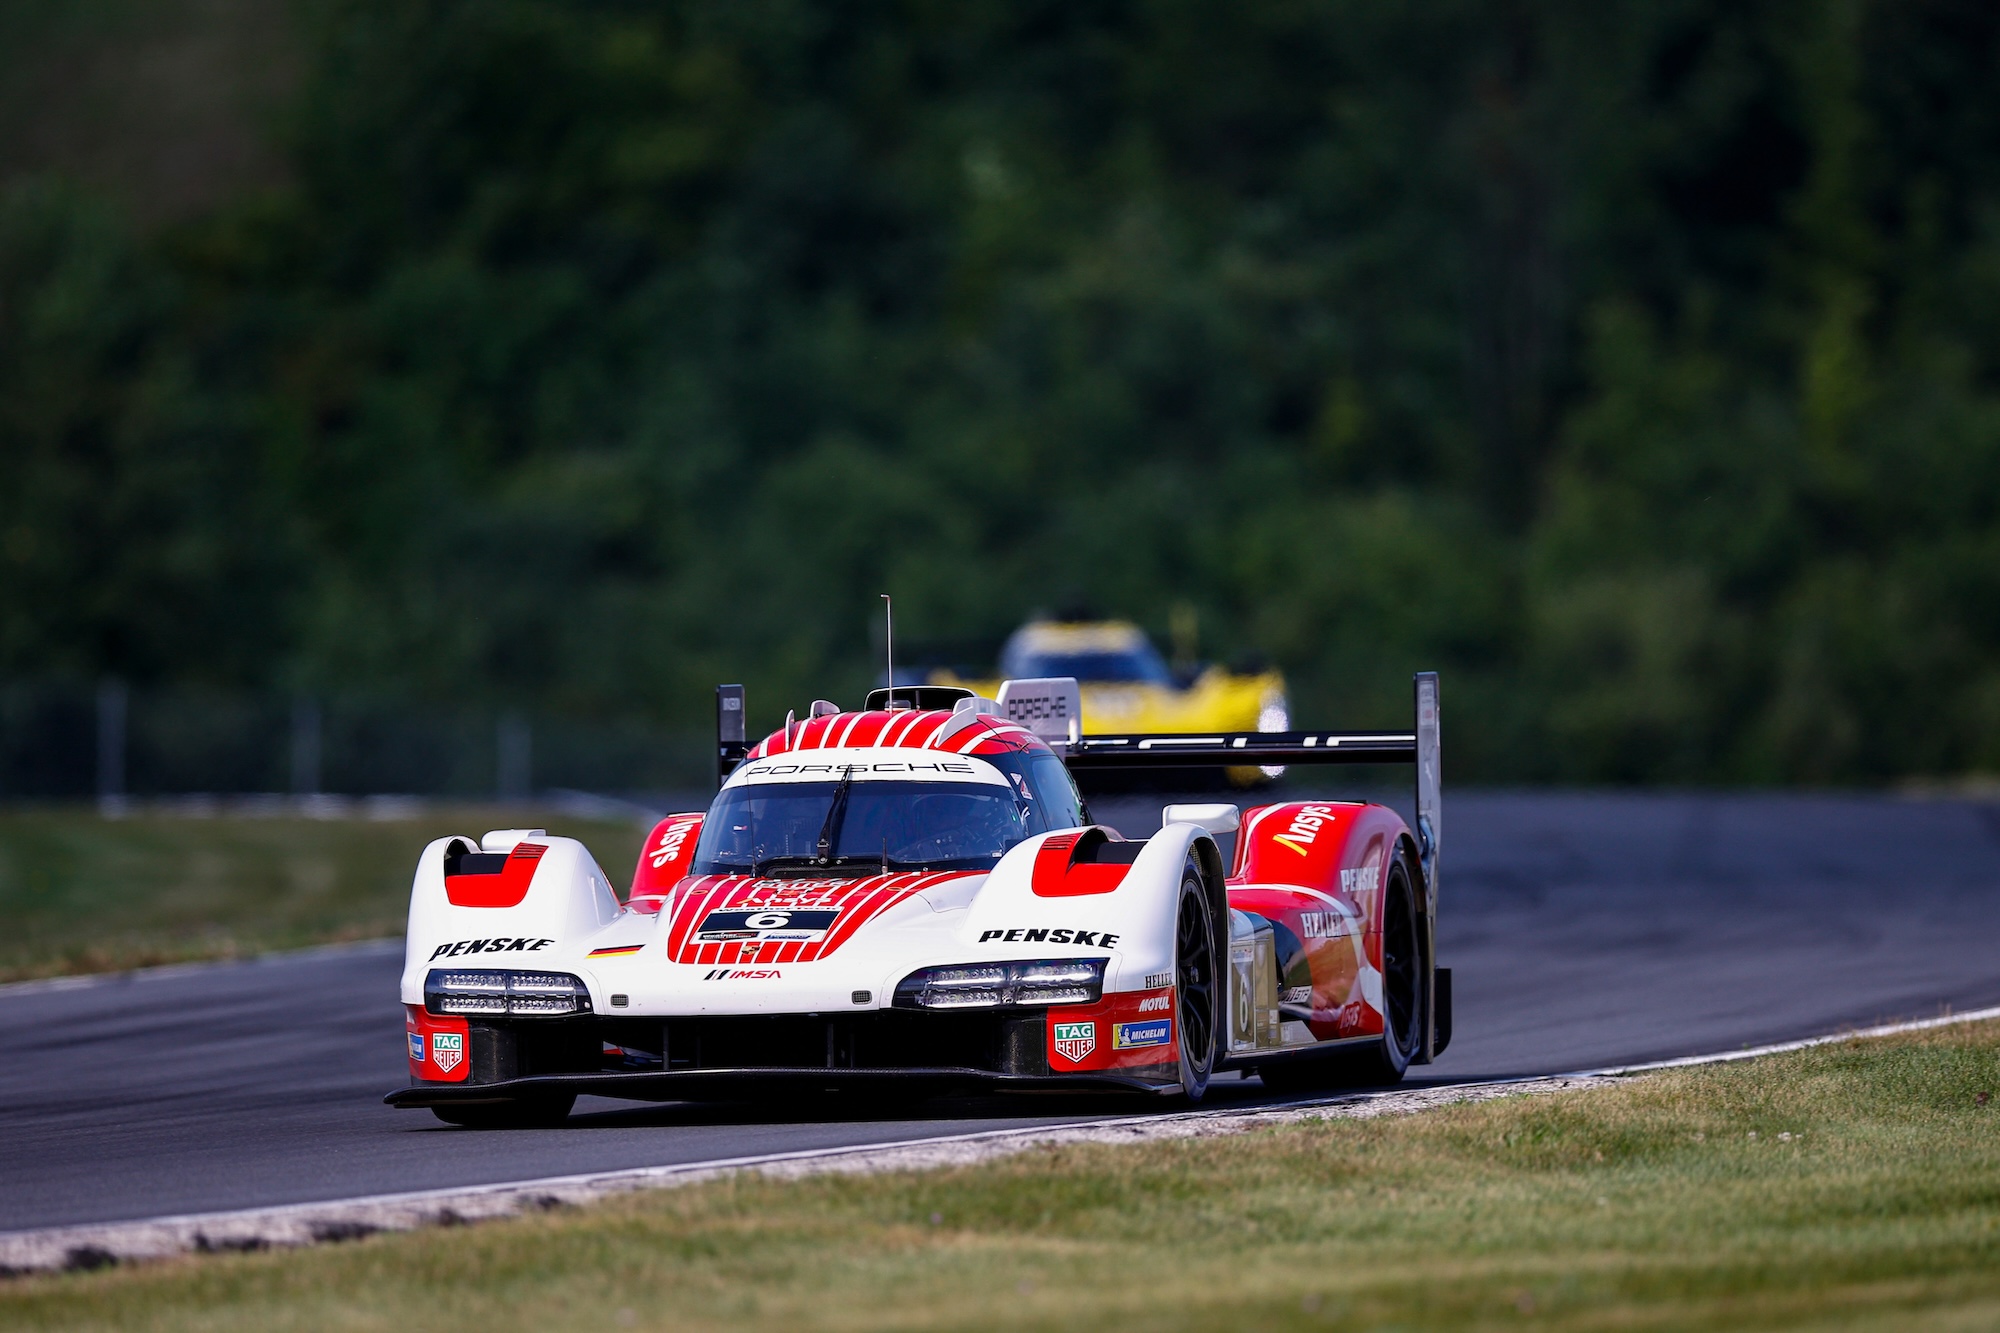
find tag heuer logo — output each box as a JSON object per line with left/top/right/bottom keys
{"left": 431, "top": 1031, "right": 465, "bottom": 1073}
{"left": 1052, "top": 1021, "right": 1095, "bottom": 1063}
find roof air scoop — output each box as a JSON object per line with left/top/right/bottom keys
{"left": 935, "top": 693, "right": 1001, "bottom": 741}
{"left": 863, "top": 685, "right": 975, "bottom": 711}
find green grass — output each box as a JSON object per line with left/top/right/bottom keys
{"left": 9, "top": 1019, "right": 2000, "bottom": 1330}
{"left": 0, "top": 805, "right": 648, "bottom": 982}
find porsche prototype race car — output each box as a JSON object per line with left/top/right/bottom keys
{"left": 386, "top": 674, "right": 1447, "bottom": 1126}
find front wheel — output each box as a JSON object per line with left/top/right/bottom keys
{"left": 431, "top": 1093, "right": 576, "bottom": 1129}
{"left": 1174, "top": 862, "right": 1221, "bottom": 1101}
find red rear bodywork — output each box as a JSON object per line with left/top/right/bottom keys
{"left": 629, "top": 813, "right": 704, "bottom": 913}
{"left": 1228, "top": 800, "right": 1417, "bottom": 1042}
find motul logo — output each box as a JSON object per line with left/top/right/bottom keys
{"left": 1136, "top": 994, "right": 1171, "bottom": 1013}
{"left": 1272, "top": 804, "right": 1340, "bottom": 855}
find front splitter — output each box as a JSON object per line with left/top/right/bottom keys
{"left": 384, "top": 1064, "right": 1178, "bottom": 1107}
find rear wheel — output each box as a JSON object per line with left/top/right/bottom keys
{"left": 1258, "top": 854, "right": 1423, "bottom": 1093}
{"left": 1174, "top": 862, "right": 1221, "bottom": 1101}
{"left": 1373, "top": 852, "right": 1424, "bottom": 1076}
{"left": 431, "top": 1093, "right": 576, "bottom": 1129}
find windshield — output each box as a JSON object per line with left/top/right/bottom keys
{"left": 1010, "top": 647, "right": 1171, "bottom": 685}
{"left": 692, "top": 779, "right": 1041, "bottom": 876}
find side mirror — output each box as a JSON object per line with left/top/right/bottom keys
{"left": 1162, "top": 803, "right": 1240, "bottom": 835}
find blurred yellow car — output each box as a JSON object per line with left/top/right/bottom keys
{"left": 934, "top": 620, "right": 1289, "bottom": 785}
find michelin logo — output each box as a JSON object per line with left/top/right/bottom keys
{"left": 1112, "top": 1020, "right": 1172, "bottom": 1050}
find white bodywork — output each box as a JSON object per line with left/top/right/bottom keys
{"left": 399, "top": 748, "right": 1212, "bottom": 1019}
{"left": 402, "top": 835, "right": 622, "bottom": 979}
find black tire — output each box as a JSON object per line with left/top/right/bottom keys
{"left": 431, "top": 1093, "right": 576, "bottom": 1129}
{"left": 1174, "top": 861, "right": 1222, "bottom": 1101}
{"left": 1257, "top": 854, "right": 1424, "bottom": 1094}
{"left": 1372, "top": 851, "right": 1425, "bottom": 1077}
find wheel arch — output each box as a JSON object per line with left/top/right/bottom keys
{"left": 1175, "top": 831, "right": 1228, "bottom": 1101}
{"left": 1189, "top": 832, "right": 1229, "bottom": 929}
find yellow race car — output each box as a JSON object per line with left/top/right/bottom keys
{"left": 935, "top": 620, "right": 1289, "bottom": 784}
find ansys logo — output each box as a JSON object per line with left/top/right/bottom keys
{"left": 1052, "top": 1021, "right": 1096, "bottom": 1063}
{"left": 648, "top": 817, "right": 700, "bottom": 869}
{"left": 1272, "top": 804, "right": 1341, "bottom": 855}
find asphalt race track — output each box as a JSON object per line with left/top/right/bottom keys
{"left": 5, "top": 790, "right": 1999, "bottom": 1233}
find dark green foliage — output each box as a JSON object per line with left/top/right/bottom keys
{"left": 6, "top": 0, "right": 2000, "bottom": 781}
{"left": 0, "top": 183, "right": 299, "bottom": 687}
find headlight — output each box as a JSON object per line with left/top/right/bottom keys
{"left": 893, "top": 959, "right": 1105, "bottom": 1010}
{"left": 425, "top": 968, "right": 593, "bottom": 1016}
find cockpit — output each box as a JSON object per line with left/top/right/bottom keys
{"left": 692, "top": 750, "right": 1087, "bottom": 877}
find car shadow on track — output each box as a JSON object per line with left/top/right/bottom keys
{"left": 554, "top": 1090, "right": 1167, "bottom": 1132}
{"left": 433, "top": 1070, "right": 1456, "bottom": 1133}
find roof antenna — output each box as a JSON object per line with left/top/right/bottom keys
{"left": 881, "top": 593, "right": 899, "bottom": 709}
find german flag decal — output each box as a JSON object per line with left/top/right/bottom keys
{"left": 588, "top": 944, "right": 645, "bottom": 958}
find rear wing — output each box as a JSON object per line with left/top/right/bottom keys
{"left": 711, "top": 672, "right": 1441, "bottom": 898}
{"left": 1062, "top": 671, "right": 1442, "bottom": 894}
{"left": 716, "top": 684, "right": 748, "bottom": 787}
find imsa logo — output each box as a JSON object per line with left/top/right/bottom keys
{"left": 1052, "top": 1021, "right": 1096, "bottom": 1063}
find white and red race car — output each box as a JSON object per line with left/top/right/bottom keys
{"left": 388, "top": 676, "right": 1448, "bottom": 1126}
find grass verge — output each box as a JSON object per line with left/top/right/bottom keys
{"left": 7, "top": 1019, "right": 2000, "bottom": 1330}
{"left": 0, "top": 806, "right": 647, "bottom": 982}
